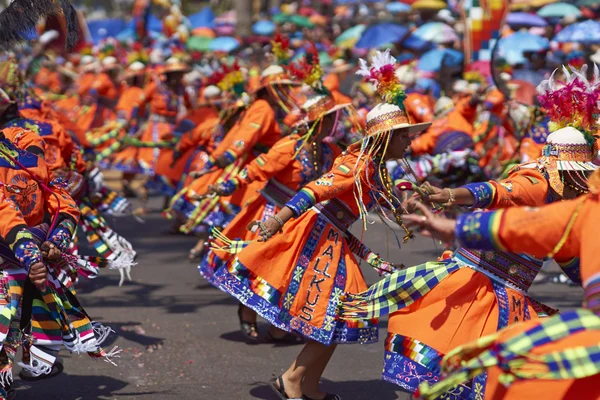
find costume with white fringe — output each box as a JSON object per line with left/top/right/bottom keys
{"left": 339, "top": 64, "right": 600, "bottom": 396}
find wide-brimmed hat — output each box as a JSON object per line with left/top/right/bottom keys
{"left": 163, "top": 57, "right": 191, "bottom": 74}
{"left": 365, "top": 103, "right": 431, "bottom": 137}
{"left": 123, "top": 61, "right": 146, "bottom": 79}
{"left": 102, "top": 56, "right": 121, "bottom": 72}
{"left": 300, "top": 94, "right": 351, "bottom": 123}
{"left": 254, "top": 65, "right": 298, "bottom": 92}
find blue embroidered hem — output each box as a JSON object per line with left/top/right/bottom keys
{"left": 214, "top": 260, "right": 378, "bottom": 346}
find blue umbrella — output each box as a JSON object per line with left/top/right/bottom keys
{"left": 386, "top": 2, "right": 411, "bottom": 13}
{"left": 554, "top": 20, "right": 600, "bottom": 44}
{"left": 252, "top": 20, "right": 275, "bottom": 36}
{"left": 402, "top": 34, "right": 435, "bottom": 51}
{"left": 417, "top": 48, "right": 463, "bottom": 72}
{"left": 87, "top": 19, "right": 127, "bottom": 44}
{"left": 188, "top": 7, "right": 215, "bottom": 29}
{"left": 537, "top": 2, "right": 581, "bottom": 18}
{"left": 147, "top": 14, "right": 163, "bottom": 33}
{"left": 356, "top": 23, "right": 409, "bottom": 49}
{"left": 506, "top": 12, "right": 547, "bottom": 27}
{"left": 498, "top": 31, "right": 549, "bottom": 64}
{"left": 208, "top": 36, "right": 240, "bottom": 53}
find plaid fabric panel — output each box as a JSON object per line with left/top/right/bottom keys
{"left": 340, "top": 261, "right": 463, "bottom": 320}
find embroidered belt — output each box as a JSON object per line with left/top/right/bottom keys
{"left": 315, "top": 198, "right": 357, "bottom": 232}
{"left": 454, "top": 247, "right": 542, "bottom": 293}
{"left": 150, "top": 114, "right": 177, "bottom": 124}
{"left": 260, "top": 178, "right": 296, "bottom": 209}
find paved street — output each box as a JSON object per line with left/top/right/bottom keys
{"left": 16, "top": 195, "right": 583, "bottom": 400}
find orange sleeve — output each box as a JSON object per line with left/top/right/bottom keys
{"left": 323, "top": 74, "right": 340, "bottom": 92}
{"left": 461, "top": 167, "right": 549, "bottom": 210}
{"left": 454, "top": 97, "right": 478, "bottom": 126}
{"left": 455, "top": 196, "right": 585, "bottom": 263}
{"left": 176, "top": 118, "right": 216, "bottom": 154}
{"left": 410, "top": 130, "right": 437, "bottom": 155}
{"left": 3, "top": 127, "right": 46, "bottom": 158}
{"left": 284, "top": 152, "right": 358, "bottom": 217}
{"left": 236, "top": 136, "right": 298, "bottom": 187}
{"left": 213, "top": 100, "right": 275, "bottom": 163}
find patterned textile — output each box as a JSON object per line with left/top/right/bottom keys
{"left": 461, "top": 0, "right": 510, "bottom": 65}
{"left": 418, "top": 310, "right": 600, "bottom": 399}
{"left": 340, "top": 261, "right": 462, "bottom": 320}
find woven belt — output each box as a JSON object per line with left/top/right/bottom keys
{"left": 260, "top": 178, "right": 296, "bottom": 209}
{"left": 454, "top": 247, "right": 543, "bottom": 293}
{"left": 314, "top": 198, "right": 357, "bottom": 232}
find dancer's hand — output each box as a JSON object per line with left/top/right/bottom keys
{"left": 248, "top": 218, "right": 281, "bottom": 242}
{"left": 207, "top": 184, "right": 226, "bottom": 197}
{"left": 403, "top": 202, "right": 457, "bottom": 243}
{"left": 29, "top": 262, "right": 48, "bottom": 291}
{"left": 40, "top": 241, "right": 61, "bottom": 261}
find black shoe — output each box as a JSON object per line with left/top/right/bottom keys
{"left": 237, "top": 305, "right": 259, "bottom": 341}
{"left": 270, "top": 376, "right": 304, "bottom": 400}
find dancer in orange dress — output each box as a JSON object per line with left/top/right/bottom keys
{"left": 404, "top": 175, "right": 600, "bottom": 400}
{"left": 215, "top": 50, "right": 431, "bottom": 400}
{"left": 339, "top": 65, "right": 599, "bottom": 396}
{"left": 137, "top": 56, "right": 191, "bottom": 198}
{"left": 202, "top": 89, "right": 352, "bottom": 341}
{"left": 172, "top": 63, "right": 298, "bottom": 259}
{"left": 103, "top": 60, "right": 148, "bottom": 195}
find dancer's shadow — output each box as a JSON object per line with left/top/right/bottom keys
{"left": 91, "top": 320, "right": 165, "bottom": 348}
{"left": 14, "top": 373, "right": 173, "bottom": 399}
{"left": 249, "top": 378, "right": 406, "bottom": 400}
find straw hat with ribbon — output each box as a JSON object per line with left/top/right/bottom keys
{"left": 286, "top": 43, "right": 357, "bottom": 146}
{"left": 536, "top": 64, "right": 600, "bottom": 197}
{"left": 357, "top": 50, "right": 431, "bottom": 138}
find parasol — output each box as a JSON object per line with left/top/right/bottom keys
{"left": 187, "top": 36, "right": 213, "bottom": 52}
{"left": 208, "top": 36, "right": 240, "bottom": 53}
{"left": 537, "top": 2, "right": 581, "bottom": 18}
{"left": 386, "top": 2, "right": 412, "bottom": 13}
{"left": 252, "top": 20, "right": 275, "bottom": 36}
{"left": 413, "top": 22, "right": 459, "bottom": 43}
{"left": 411, "top": 0, "right": 447, "bottom": 10}
{"left": 553, "top": 19, "right": 600, "bottom": 44}
{"left": 506, "top": 12, "right": 548, "bottom": 27}
{"left": 498, "top": 31, "right": 549, "bottom": 64}
{"left": 510, "top": 0, "right": 557, "bottom": 10}
{"left": 335, "top": 24, "right": 366, "bottom": 49}
{"left": 188, "top": 7, "right": 215, "bottom": 29}
{"left": 191, "top": 27, "right": 216, "bottom": 38}
{"left": 355, "top": 23, "right": 409, "bottom": 49}
{"left": 417, "top": 48, "right": 463, "bottom": 72}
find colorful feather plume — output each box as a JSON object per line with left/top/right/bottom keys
{"left": 536, "top": 64, "right": 600, "bottom": 140}
{"left": 356, "top": 49, "right": 406, "bottom": 108}
{"left": 271, "top": 33, "right": 291, "bottom": 65}
{"left": 0, "top": 0, "right": 80, "bottom": 51}
{"left": 286, "top": 43, "right": 327, "bottom": 94}
{"left": 218, "top": 60, "right": 245, "bottom": 95}
{"left": 126, "top": 42, "right": 149, "bottom": 66}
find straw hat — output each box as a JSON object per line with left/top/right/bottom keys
{"left": 124, "top": 61, "right": 146, "bottom": 79}
{"left": 365, "top": 103, "right": 431, "bottom": 137}
{"left": 301, "top": 94, "right": 351, "bottom": 123}
{"left": 255, "top": 65, "right": 297, "bottom": 91}
{"left": 358, "top": 50, "right": 431, "bottom": 137}
{"left": 102, "top": 56, "right": 121, "bottom": 71}
{"left": 590, "top": 49, "right": 600, "bottom": 65}
{"left": 395, "top": 64, "right": 416, "bottom": 86}
{"left": 163, "top": 56, "right": 191, "bottom": 74}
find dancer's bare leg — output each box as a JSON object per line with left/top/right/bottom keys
{"left": 276, "top": 341, "right": 331, "bottom": 398}
{"left": 301, "top": 344, "right": 337, "bottom": 399}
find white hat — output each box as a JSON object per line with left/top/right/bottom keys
{"left": 256, "top": 65, "right": 296, "bottom": 90}
{"left": 81, "top": 55, "right": 95, "bottom": 66}
{"left": 452, "top": 79, "right": 469, "bottom": 93}
{"left": 301, "top": 94, "right": 350, "bottom": 122}
{"left": 329, "top": 59, "right": 354, "bottom": 74}
{"left": 203, "top": 85, "right": 221, "bottom": 99}
{"left": 39, "top": 30, "right": 59, "bottom": 45}
{"left": 434, "top": 96, "right": 454, "bottom": 118}
{"left": 437, "top": 9, "right": 455, "bottom": 24}
{"left": 366, "top": 103, "right": 431, "bottom": 137}
{"left": 102, "top": 56, "right": 120, "bottom": 70}
{"left": 544, "top": 127, "right": 597, "bottom": 171}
